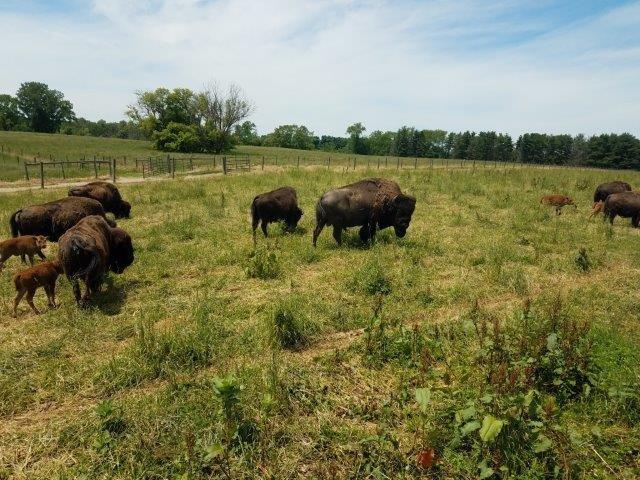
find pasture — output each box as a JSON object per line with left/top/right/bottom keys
{"left": 0, "top": 162, "right": 639, "bottom": 478}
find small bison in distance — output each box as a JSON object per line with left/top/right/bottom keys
{"left": 69, "top": 181, "right": 131, "bottom": 219}
{"left": 0, "top": 235, "right": 47, "bottom": 271}
{"left": 58, "top": 215, "right": 133, "bottom": 308}
{"left": 13, "top": 260, "right": 64, "bottom": 316}
{"left": 593, "top": 181, "right": 631, "bottom": 203}
{"left": 603, "top": 191, "right": 640, "bottom": 227}
{"left": 10, "top": 196, "right": 116, "bottom": 241}
{"left": 540, "top": 195, "right": 576, "bottom": 215}
{"left": 251, "top": 187, "right": 303, "bottom": 240}
{"left": 313, "top": 178, "right": 416, "bottom": 246}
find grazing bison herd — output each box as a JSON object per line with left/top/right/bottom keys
{"left": 2, "top": 177, "right": 639, "bottom": 316}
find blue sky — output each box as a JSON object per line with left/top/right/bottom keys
{"left": 1, "top": 0, "right": 638, "bottom": 137}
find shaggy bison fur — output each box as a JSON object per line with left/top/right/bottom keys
{"left": 58, "top": 215, "right": 134, "bottom": 308}
{"left": 69, "top": 181, "right": 131, "bottom": 219}
{"left": 593, "top": 181, "right": 631, "bottom": 203}
{"left": 9, "top": 196, "right": 116, "bottom": 241}
{"left": 251, "top": 186, "right": 303, "bottom": 240}
{"left": 603, "top": 191, "right": 640, "bottom": 227}
{"left": 313, "top": 178, "right": 416, "bottom": 246}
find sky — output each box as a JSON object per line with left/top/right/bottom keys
{"left": 1, "top": 0, "right": 639, "bottom": 137}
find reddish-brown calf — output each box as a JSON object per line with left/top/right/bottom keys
{"left": 0, "top": 235, "right": 47, "bottom": 271}
{"left": 540, "top": 194, "right": 576, "bottom": 215}
{"left": 13, "top": 260, "right": 64, "bottom": 316}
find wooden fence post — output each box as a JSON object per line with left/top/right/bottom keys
{"left": 94, "top": 156, "right": 98, "bottom": 178}
{"left": 61, "top": 162, "right": 66, "bottom": 179}
{"left": 414, "top": 158, "right": 417, "bottom": 169}
{"left": 190, "top": 157, "right": 193, "bottom": 171}
{"left": 223, "top": 156, "right": 228, "bottom": 175}
{"left": 385, "top": 157, "right": 388, "bottom": 168}
{"left": 39, "top": 161, "right": 44, "bottom": 189}
{"left": 297, "top": 156, "right": 300, "bottom": 168}
{"left": 112, "top": 157, "right": 117, "bottom": 182}
{"left": 24, "top": 162, "right": 30, "bottom": 180}
{"left": 377, "top": 157, "right": 380, "bottom": 169}
{"left": 262, "top": 156, "right": 265, "bottom": 170}
{"left": 353, "top": 157, "right": 356, "bottom": 170}
{"left": 396, "top": 157, "right": 399, "bottom": 170}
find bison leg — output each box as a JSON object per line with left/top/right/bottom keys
{"left": 633, "top": 215, "right": 640, "bottom": 228}
{"left": 312, "top": 220, "right": 326, "bottom": 247}
{"left": 252, "top": 215, "right": 259, "bottom": 244}
{"left": 608, "top": 213, "right": 616, "bottom": 225}
{"left": 26, "top": 288, "right": 40, "bottom": 315}
{"left": 332, "top": 226, "right": 343, "bottom": 246}
{"left": 44, "top": 284, "right": 56, "bottom": 308}
{"left": 13, "top": 288, "right": 25, "bottom": 317}
{"left": 555, "top": 206, "right": 561, "bottom": 215}
{"left": 71, "top": 279, "right": 82, "bottom": 304}
{"left": 20, "top": 254, "right": 26, "bottom": 264}
{"left": 28, "top": 254, "right": 35, "bottom": 266}
{"left": 261, "top": 220, "right": 268, "bottom": 237}
{"left": 0, "top": 255, "right": 6, "bottom": 271}
{"left": 37, "top": 249, "right": 46, "bottom": 260}
{"left": 358, "top": 225, "right": 370, "bottom": 243}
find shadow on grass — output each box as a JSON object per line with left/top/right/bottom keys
{"left": 91, "top": 277, "right": 143, "bottom": 315}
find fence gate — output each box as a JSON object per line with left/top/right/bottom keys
{"left": 222, "top": 156, "right": 251, "bottom": 174}
{"left": 142, "top": 156, "right": 173, "bottom": 178}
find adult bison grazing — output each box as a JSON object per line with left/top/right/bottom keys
{"left": 593, "top": 181, "right": 631, "bottom": 203}
{"left": 58, "top": 215, "right": 134, "bottom": 307}
{"left": 68, "top": 181, "right": 131, "bottom": 219}
{"left": 540, "top": 194, "right": 576, "bottom": 215}
{"left": 251, "top": 187, "right": 303, "bottom": 240}
{"left": 313, "top": 178, "right": 416, "bottom": 246}
{"left": 10, "top": 197, "right": 116, "bottom": 241}
{"left": 603, "top": 191, "right": 640, "bottom": 227}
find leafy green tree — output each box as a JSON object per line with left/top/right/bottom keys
{"left": 368, "top": 130, "right": 394, "bottom": 155}
{"left": 234, "top": 121, "right": 260, "bottom": 145}
{"left": 16, "top": 82, "right": 74, "bottom": 133}
{"left": 346, "top": 122, "right": 367, "bottom": 154}
{"left": 0, "top": 94, "right": 24, "bottom": 130}
{"left": 153, "top": 122, "right": 201, "bottom": 152}
{"left": 264, "top": 124, "right": 315, "bottom": 150}
{"left": 317, "top": 135, "right": 348, "bottom": 151}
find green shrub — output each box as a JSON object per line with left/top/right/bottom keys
{"left": 272, "top": 301, "right": 308, "bottom": 350}
{"left": 350, "top": 259, "right": 392, "bottom": 295}
{"left": 245, "top": 246, "right": 281, "bottom": 279}
{"left": 153, "top": 122, "right": 201, "bottom": 152}
{"left": 574, "top": 247, "right": 592, "bottom": 272}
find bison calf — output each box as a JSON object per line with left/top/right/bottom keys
{"left": 13, "top": 260, "right": 64, "bottom": 316}
{"left": 540, "top": 194, "right": 576, "bottom": 215}
{"left": 589, "top": 201, "right": 604, "bottom": 218}
{"left": 251, "top": 187, "right": 303, "bottom": 241}
{"left": 0, "top": 235, "right": 47, "bottom": 271}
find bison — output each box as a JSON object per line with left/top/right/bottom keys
{"left": 540, "top": 194, "right": 576, "bottom": 215}
{"left": 593, "top": 181, "right": 631, "bottom": 203}
{"left": 69, "top": 181, "right": 131, "bottom": 219}
{"left": 10, "top": 196, "right": 116, "bottom": 242}
{"left": 603, "top": 191, "right": 640, "bottom": 227}
{"left": 313, "top": 178, "right": 416, "bottom": 246}
{"left": 0, "top": 235, "right": 47, "bottom": 271}
{"left": 251, "top": 186, "right": 303, "bottom": 240}
{"left": 58, "top": 215, "right": 134, "bottom": 308}
{"left": 13, "top": 260, "right": 64, "bottom": 316}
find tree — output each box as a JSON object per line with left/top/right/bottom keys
{"left": 0, "top": 94, "right": 24, "bottom": 130}
{"left": 16, "top": 82, "right": 74, "bottom": 133}
{"left": 263, "top": 125, "right": 315, "bottom": 150}
{"left": 346, "top": 122, "right": 367, "bottom": 154}
{"left": 368, "top": 131, "right": 394, "bottom": 155}
{"left": 199, "top": 83, "right": 254, "bottom": 135}
{"left": 153, "top": 122, "right": 201, "bottom": 152}
{"left": 234, "top": 121, "right": 260, "bottom": 145}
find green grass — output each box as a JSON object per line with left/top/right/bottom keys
{"left": 0, "top": 159, "right": 639, "bottom": 478}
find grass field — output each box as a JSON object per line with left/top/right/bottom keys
{"left": 0, "top": 143, "right": 640, "bottom": 478}
{"left": 1, "top": 131, "right": 479, "bottom": 186}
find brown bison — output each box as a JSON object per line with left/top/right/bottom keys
{"left": 13, "top": 260, "right": 64, "bottom": 316}
{"left": 251, "top": 186, "right": 303, "bottom": 240}
{"left": 69, "top": 181, "right": 131, "bottom": 219}
{"left": 58, "top": 215, "right": 134, "bottom": 308}
{"left": 593, "top": 181, "right": 631, "bottom": 203}
{"left": 0, "top": 235, "right": 47, "bottom": 271}
{"left": 10, "top": 196, "right": 116, "bottom": 242}
{"left": 603, "top": 191, "right": 640, "bottom": 227}
{"left": 313, "top": 178, "right": 416, "bottom": 246}
{"left": 590, "top": 200, "right": 604, "bottom": 218}
{"left": 540, "top": 194, "right": 576, "bottom": 215}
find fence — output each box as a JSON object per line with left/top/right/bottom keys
{"left": 23, "top": 158, "right": 117, "bottom": 189}
{"left": 142, "top": 156, "right": 195, "bottom": 178}
{"left": 222, "top": 156, "right": 251, "bottom": 174}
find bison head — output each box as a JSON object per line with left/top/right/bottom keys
{"left": 116, "top": 201, "right": 132, "bottom": 219}
{"left": 109, "top": 228, "right": 134, "bottom": 274}
{"left": 286, "top": 206, "right": 303, "bottom": 230}
{"left": 392, "top": 194, "right": 416, "bottom": 238}
{"left": 35, "top": 235, "right": 48, "bottom": 249}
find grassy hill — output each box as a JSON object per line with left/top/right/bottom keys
{"left": 0, "top": 161, "right": 639, "bottom": 478}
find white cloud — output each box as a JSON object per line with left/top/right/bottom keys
{"left": 0, "top": 0, "right": 638, "bottom": 137}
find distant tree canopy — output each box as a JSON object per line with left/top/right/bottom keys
{"left": 127, "top": 83, "right": 253, "bottom": 153}
{"left": 262, "top": 124, "right": 315, "bottom": 150}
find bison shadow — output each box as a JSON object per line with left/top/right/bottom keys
{"left": 87, "top": 277, "right": 143, "bottom": 315}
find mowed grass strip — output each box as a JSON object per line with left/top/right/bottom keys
{"left": 0, "top": 165, "right": 639, "bottom": 478}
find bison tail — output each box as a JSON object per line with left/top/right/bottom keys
{"left": 9, "top": 210, "right": 21, "bottom": 237}
{"left": 250, "top": 196, "right": 258, "bottom": 226}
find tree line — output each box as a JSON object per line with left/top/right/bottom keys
{"left": 248, "top": 122, "right": 640, "bottom": 170}
{"left": 2, "top": 81, "right": 639, "bottom": 169}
